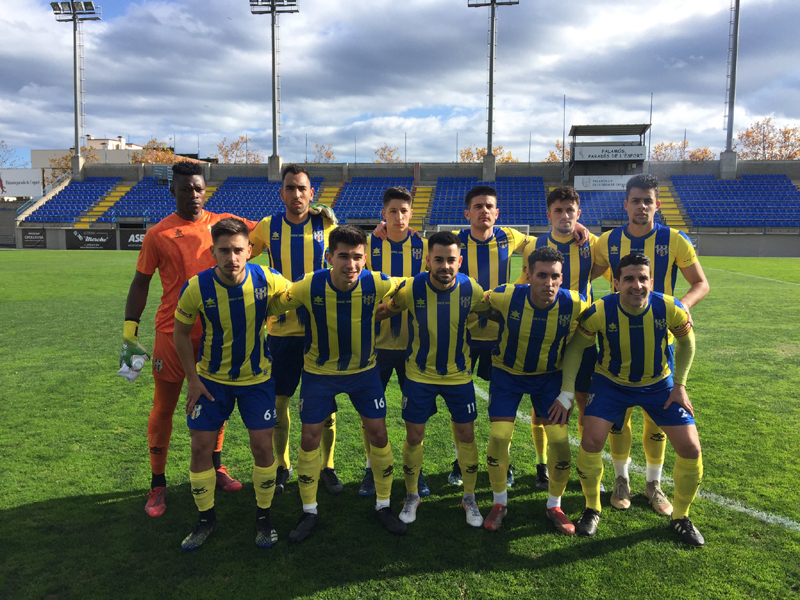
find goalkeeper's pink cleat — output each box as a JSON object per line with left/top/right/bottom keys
{"left": 215, "top": 465, "right": 243, "bottom": 492}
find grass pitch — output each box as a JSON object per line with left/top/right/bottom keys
{"left": 1, "top": 250, "right": 799, "bottom": 599}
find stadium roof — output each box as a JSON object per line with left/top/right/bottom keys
{"left": 568, "top": 124, "right": 651, "bottom": 137}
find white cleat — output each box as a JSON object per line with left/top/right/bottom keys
{"left": 462, "top": 497, "right": 484, "bottom": 528}
{"left": 399, "top": 493, "right": 421, "bottom": 524}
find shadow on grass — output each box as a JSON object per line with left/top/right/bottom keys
{"left": 0, "top": 477, "right": 679, "bottom": 599}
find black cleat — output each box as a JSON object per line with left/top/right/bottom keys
{"left": 255, "top": 514, "right": 278, "bottom": 549}
{"left": 417, "top": 468, "right": 431, "bottom": 498}
{"left": 180, "top": 518, "right": 217, "bottom": 551}
{"left": 671, "top": 517, "right": 705, "bottom": 547}
{"left": 320, "top": 467, "right": 344, "bottom": 495}
{"left": 447, "top": 459, "right": 463, "bottom": 486}
{"left": 534, "top": 463, "right": 549, "bottom": 491}
{"left": 288, "top": 511, "right": 319, "bottom": 544}
{"left": 576, "top": 508, "right": 601, "bottom": 537}
{"left": 358, "top": 467, "right": 376, "bottom": 497}
{"left": 375, "top": 507, "right": 407, "bottom": 535}
{"left": 275, "top": 466, "right": 292, "bottom": 496}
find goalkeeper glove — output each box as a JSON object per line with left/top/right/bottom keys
{"left": 311, "top": 203, "right": 338, "bottom": 225}
{"left": 121, "top": 319, "right": 150, "bottom": 369}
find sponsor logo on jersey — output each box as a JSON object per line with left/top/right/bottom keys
{"left": 174, "top": 229, "right": 184, "bottom": 238}
{"left": 272, "top": 231, "right": 280, "bottom": 240}
{"left": 177, "top": 307, "right": 194, "bottom": 319}
{"left": 313, "top": 295, "right": 324, "bottom": 306}
{"left": 510, "top": 310, "right": 521, "bottom": 321}
{"left": 655, "top": 244, "right": 669, "bottom": 257}
{"left": 415, "top": 297, "right": 426, "bottom": 308}
{"left": 373, "top": 246, "right": 381, "bottom": 256}
{"left": 608, "top": 322, "right": 618, "bottom": 332}
{"left": 610, "top": 244, "right": 619, "bottom": 255}
{"left": 204, "top": 298, "right": 216, "bottom": 309}
{"left": 313, "top": 230, "right": 324, "bottom": 243}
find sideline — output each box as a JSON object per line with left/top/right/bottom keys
{"left": 705, "top": 266, "right": 800, "bottom": 287}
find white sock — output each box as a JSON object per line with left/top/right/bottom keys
{"left": 546, "top": 494, "right": 561, "bottom": 510}
{"left": 454, "top": 446, "right": 459, "bottom": 460}
{"left": 646, "top": 462, "right": 663, "bottom": 483}
{"left": 375, "top": 498, "right": 390, "bottom": 510}
{"left": 365, "top": 458, "right": 371, "bottom": 468}
{"left": 302, "top": 503, "right": 318, "bottom": 514}
{"left": 612, "top": 457, "right": 630, "bottom": 479}
{"left": 493, "top": 490, "right": 508, "bottom": 506}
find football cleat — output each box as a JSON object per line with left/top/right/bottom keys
{"left": 417, "top": 469, "right": 431, "bottom": 498}
{"left": 275, "top": 466, "right": 292, "bottom": 496}
{"left": 507, "top": 464, "right": 516, "bottom": 489}
{"left": 255, "top": 515, "right": 278, "bottom": 549}
{"left": 180, "top": 518, "right": 217, "bottom": 551}
{"left": 320, "top": 468, "right": 344, "bottom": 496}
{"left": 610, "top": 476, "right": 631, "bottom": 510}
{"left": 645, "top": 480, "right": 674, "bottom": 516}
{"left": 546, "top": 507, "right": 576, "bottom": 535}
{"left": 671, "top": 516, "right": 705, "bottom": 547}
{"left": 483, "top": 504, "right": 507, "bottom": 532}
{"left": 144, "top": 486, "right": 166, "bottom": 518}
{"left": 215, "top": 465, "right": 243, "bottom": 492}
{"left": 288, "top": 511, "right": 319, "bottom": 544}
{"left": 447, "top": 459, "right": 463, "bottom": 486}
{"left": 358, "top": 467, "right": 376, "bottom": 497}
{"left": 576, "top": 508, "right": 601, "bottom": 537}
{"left": 399, "top": 493, "right": 421, "bottom": 524}
{"left": 534, "top": 463, "right": 549, "bottom": 491}
{"left": 462, "top": 497, "right": 484, "bottom": 528}
{"left": 375, "top": 507, "right": 407, "bottom": 535}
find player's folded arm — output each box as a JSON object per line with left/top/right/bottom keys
{"left": 670, "top": 326, "right": 695, "bottom": 386}
{"left": 560, "top": 325, "right": 596, "bottom": 393}
{"left": 267, "top": 280, "right": 304, "bottom": 316}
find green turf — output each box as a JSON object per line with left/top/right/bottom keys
{"left": 1, "top": 250, "right": 799, "bottom": 599}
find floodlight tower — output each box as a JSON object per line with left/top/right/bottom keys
{"left": 468, "top": 0, "right": 518, "bottom": 181}
{"left": 720, "top": 0, "right": 741, "bottom": 179}
{"left": 51, "top": 2, "right": 101, "bottom": 182}
{"left": 249, "top": 0, "right": 299, "bottom": 180}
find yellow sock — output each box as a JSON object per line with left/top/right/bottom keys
{"left": 531, "top": 412, "right": 547, "bottom": 463}
{"left": 273, "top": 394, "right": 291, "bottom": 469}
{"left": 487, "top": 422, "right": 513, "bottom": 494}
{"left": 402, "top": 441, "right": 423, "bottom": 495}
{"left": 362, "top": 425, "right": 371, "bottom": 463}
{"left": 297, "top": 447, "right": 320, "bottom": 507}
{"left": 544, "top": 424, "right": 571, "bottom": 498}
{"left": 450, "top": 420, "right": 459, "bottom": 456}
{"left": 577, "top": 446, "right": 603, "bottom": 512}
{"left": 189, "top": 468, "right": 216, "bottom": 512}
{"left": 370, "top": 442, "right": 395, "bottom": 502}
{"left": 320, "top": 414, "right": 336, "bottom": 470}
{"left": 609, "top": 407, "right": 634, "bottom": 462}
{"left": 672, "top": 453, "right": 703, "bottom": 520}
{"left": 253, "top": 463, "right": 278, "bottom": 509}
{"left": 458, "top": 440, "right": 479, "bottom": 495}
{"left": 642, "top": 410, "right": 666, "bottom": 465}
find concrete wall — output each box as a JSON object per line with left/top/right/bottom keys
{"left": 695, "top": 233, "right": 800, "bottom": 257}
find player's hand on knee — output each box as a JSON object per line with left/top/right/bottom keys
{"left": 664, "top": 384, "right": 693, "bottom": 417}
{"left": 185, "top": 377, "right": 214, "bottom": 415}
{"left": 121, "top": 320, "right": 150, "bottom": 368}
{"left": 548, "top": 391, "right": 574, "bottom": 427}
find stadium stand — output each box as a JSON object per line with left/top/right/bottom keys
{"left": 24, "top": 177, "right": 121, "bottom": 224}
{"left": 333, "top": 176, "right": 415, "bottom": 221}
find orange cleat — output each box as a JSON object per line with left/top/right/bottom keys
{"left": 546, "top": 506, "right": 576, "bottom": 535}
{"left": 483, "top": 504, "right": 507, "bottom": 531}
{"left": 144, "top": 486, "right": 166, "bottom": 517}
{"left": 216, "top": 465, "right": 243, "bottom": 492}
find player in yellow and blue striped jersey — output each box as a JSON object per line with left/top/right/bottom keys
{"left": 173, "top": 217, "right": 290, "bottom": 551}
{"left": 268, "top": 225, "right": 407, "bottom": 542}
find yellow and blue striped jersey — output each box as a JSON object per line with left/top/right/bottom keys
{"left": 366, "top": 232, "right": 428, "bottom": 351}
{"left": 389, "top": 273, "right": 488, "bottom": 385}
{"left": 576, "top": 292, "right": 691, "bottom": 387}
{"left": 175, "top": 263, "right": 290, "bottom": 386}
{"left": 269, "top": 269, "right": 401, "bottom": 375}
{"left": 249, "top": 213, "right": 335, "bottom": 337}
{"left": 488, "top": 285, "right": 589, "bottom": 375}
{"left": 456, "top": 226, "right": 529, "bottom": 342}
{"left": 516, "top": 232, "right": 599, "bottom": 301}
{"left": 594, "top": 224, "right": 697, "bottom": 295}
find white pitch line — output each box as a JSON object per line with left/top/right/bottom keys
{"left": 705, "top": 266, "right": 800, "bottom": 287}
{"left": 472, "top": 385, "right": 800, "bottom": 533}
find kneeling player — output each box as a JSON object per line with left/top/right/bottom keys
{"left": 483, "top": 247, "right": 589, "bottom": 533}
{"left": 174, "top": 218, "right": 289, "bottom": 551}
{"left": 379, "top": 232, "right": 490, "bottom": 527}
{"left": 559, "top": 253, "right": 705, "bottom": 546}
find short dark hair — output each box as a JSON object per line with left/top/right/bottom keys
{"left": 614, "top": 252, "right": 651, "bottom": 280}
{"left": 428, "top": 231, "right": 461, "bottom": 251}
{"left": 328, "top": 224, "right": 367, "bottom": 254}
{"left": 211, "top": 217, "right": 250, "bottom": 244}
{"left": 546, "top": 186, "right": 580, "bottom": 209}
{"left": 172, "top": 161, "right": 203, "bottom": 178}
{"left": 382, "top": 186, "right": 412, "bottom": 206}
{"left": 527, "top": 246, "right": 564, "bottom": 271}
{"left": 281, "top": 164, "right": 311, "bottom": 183}
{"left": 465, "top": 185, "right": 497, "bottom": 209}
{"left": 625, "top": 173, "right": 659, "bottom": 199}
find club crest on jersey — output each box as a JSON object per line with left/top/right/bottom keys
{"left": 655, "top": 244, "right": 669, "bottom": 257}
{"left": 412, "top": 248, "right": 423, "bottom": 260}
{"left": 608, "top": 322, "right": 618, "bottom": 332}
{"left": 254, "top": 286, "right": 268, "bottom": 300}
{"left": 580, "top": 245, "right": 591, "bottom": 258}
{"left": 460, "top": 296, "right": 471, "bottom": 308}
{"left": 313, "top": 230, "right": 324, "bottom": 243}
{"left": 154, "top": 359, "right": 163, "bottom": 372}
{"left": 498, "top": 240, "right": 508, "bottom": 250}
{"left": 362, "top": 294, "right": 376, "bottom": 306}
{"left": 313, "top": 295, "right": 324, "bottom": 306}
{"left": 655, "top": 318, "right": 667, "bottom": 330}
{"left": 558, "top": 314, "right": 571, "bottom": 327}
{"left": 610, "top": 245, "right": 619, "bottom": 255}
{"left": 271, "top": 231, "right": 280, "bottom": 240}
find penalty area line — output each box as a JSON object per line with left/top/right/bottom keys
{"left": 472, "top": 385, "right": 800, "bottom": 533}
{"left": 704, "top": 266, "right": 800, "bottom": 287}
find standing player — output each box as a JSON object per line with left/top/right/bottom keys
{"left": 378, "top": 232, "right": 491, "bottom": 527}
{"left": 268, "top": 225, "right": 406, "bottom": 542}
{"left": 590, "top": 173, "right": 709, "bottom": 516}
{"left": 249, "top": 164, "right": 340, "bottom": 496}
{"left": 173, "top": 218, "right": 289, "bottom": 550}
{"left": 559, "top": 253, "right": 705, "bottom": 546}
{"left": 359, "top": 186, "right": 429, "bottom": 498}
{"left": 484, "top": 247, "right": 590, "bottom": 533}
{"left": 122, "top": 162, "right": 247, "bottom": 518}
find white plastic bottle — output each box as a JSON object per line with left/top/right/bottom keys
{"left": 131, "top": 355, "right": 146, "bottom": 372}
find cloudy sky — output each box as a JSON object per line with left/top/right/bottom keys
{"left": 2, "top": 0, "right": 799, "bottom": 166}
